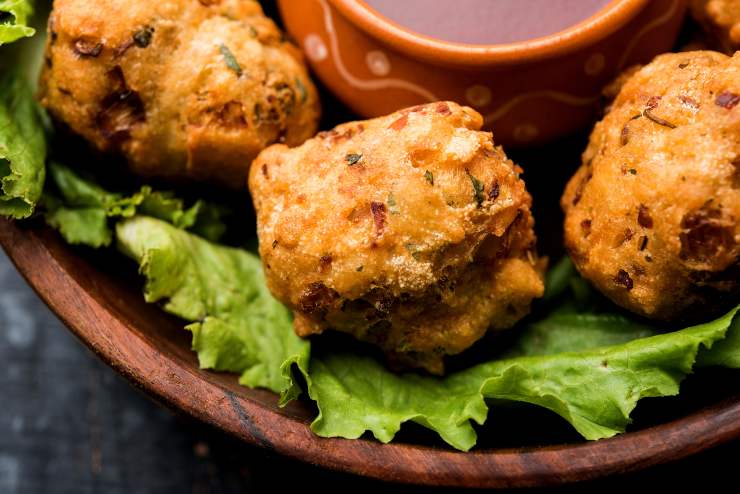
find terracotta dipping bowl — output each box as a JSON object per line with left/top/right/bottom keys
{"left": 277, "top": 0, "right": 687, "bottom": 147}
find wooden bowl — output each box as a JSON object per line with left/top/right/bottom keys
{"left": 277, "top": 0, "right": 687, "bottom": 147}
{"left": 3, "top": 216, "right": 740, "bottom": 488}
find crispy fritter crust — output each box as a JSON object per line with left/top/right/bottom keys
{"left": 690, "top": 0, "right": 740, "bottom": 53}
{"left": 250, "top": 102, "right": 544, "bottom": 374}
{"left": 39, "top": 0, "right": 320, "bottom": 187}
{"left": 562, "top": 51, "right": 740, "bottom": 321}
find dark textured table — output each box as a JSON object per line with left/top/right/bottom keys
{"left": 0, "top": 248, "right": 737, "bottom": 493}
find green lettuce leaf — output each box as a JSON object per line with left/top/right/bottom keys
{"left": 45, "top": 162, "right": 226, "bottom": 247}
{"left": 44, "top": 200, "right": 113, "bottom": 247}
{"left": 0, "top": 70, "right": 46, "bottom": 218}
{"left": 504, "top": 312, "right": 657, "bottom": 357}
{"left": 300, "top": 305, "right": 739, "bottom": 451}
{"left": 0, "top": 0, "right": 35, "bottom": 45}
{"left": 111, "top": 216, "right": 740, "bottom": 451}
{"left": 697, "top": 314, "right": 740, "bottom": 369}
{"left": 115, "top": 216, "right": 310, "bottom": 393}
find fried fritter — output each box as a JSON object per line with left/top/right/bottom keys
{"left": 562, "top": 51, "right": 740, "bottom": 321}
{"left": 690, "top": 0, "right": 740, "bottom": 53}
{"left": 39, "top": 0, "right": 320, "bottom": 187}
{"left": 250, "top": 102, "right": 544, "bottom": 374}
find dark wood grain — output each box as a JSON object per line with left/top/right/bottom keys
{"left": 2, "top": 217, "right": 740, "bottom": 489}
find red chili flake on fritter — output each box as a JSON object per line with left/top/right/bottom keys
{"left": 646, "top": 96, "right": 661, "bottom": 110}
{"left": 370, "top": 201, "right": 387, "bottom": 236}
{"left": 435, "top": 102, "right": 451, "bottom": 115}
{"left": 580, "top": 219, "right": 592, "bottom": 238}
{"left": 637, "top": 204, "right": 653, "bottom": 229}
{"left": 298, "top": 282, "right": 336, "bottom": 315}
{"left": 614, "top": 269, "right": 633, "bottom": 290}
{"left": 213, "top": 101, "right": 247, "bottom": 129}
{"left": 73, "top": 38, "right": 103, "bottom": 57}
{"left": 488, "top": 180, "right": 500, "bottom": 201}
{"left": 319, "top": 254, "right": 333, "bottom": 272}
{"left": 620, "top": 125, "right": 630, "bottom": 146}
{"left": 679, "top": 206, "right": 734, "bottom": 263}
{"left": 678, "top": 95, "right": 700, "bottom": 109}
{"left": 388, "top": 114, "right": 408, "bottom": 131}
{"left": 96, "top": 68, "right": 146, "bottom": 142}
{"left": 715, "top": 91, "right": 740, "bottom": 109}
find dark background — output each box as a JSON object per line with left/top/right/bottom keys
{"left": 1, "top": 249, "right": 738, "bottom": 493}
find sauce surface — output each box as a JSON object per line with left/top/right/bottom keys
{"left": 362, "top": 0, "right": 612, "bottom": 45}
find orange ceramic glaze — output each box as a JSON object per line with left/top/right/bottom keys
{"left": 277, "top": 0, "right": 688, "bottom": 147}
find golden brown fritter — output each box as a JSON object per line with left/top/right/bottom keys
{"left": 39, "top": 0, "right": 320, "bottom": 187}
{"left": 250, "top": 102, "right": 544, "bottom": 374}
{"left": 690, "top": 0, "right": 740, "bottom": 53}
{"left": 562, "top": 51, "right": 740, "bottom": 321}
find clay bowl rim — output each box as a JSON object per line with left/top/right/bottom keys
{"left": 3, "top": 217, "right": 740, "bottom": 488}
{"left": 330, "top": 0, "right": 649, "bottom": 66}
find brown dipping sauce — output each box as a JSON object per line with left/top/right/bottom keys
{"left": 362, "top": 0, "right": 612, "bottom": 45}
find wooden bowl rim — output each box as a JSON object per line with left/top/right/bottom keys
{"left": 2, "top": 217, "right": 739, "bottom": 488}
